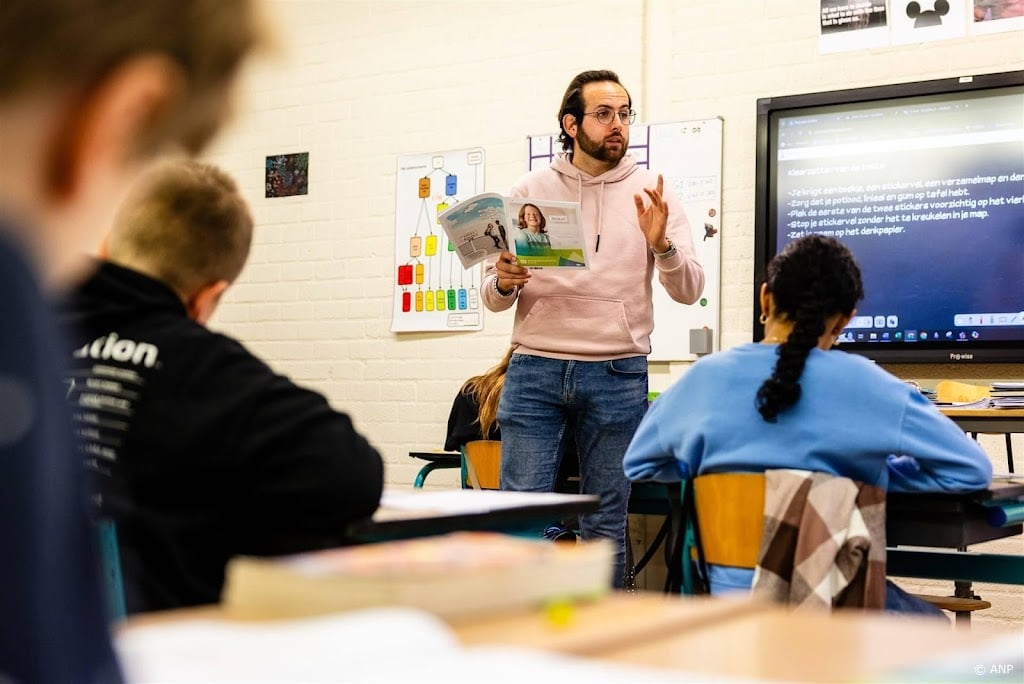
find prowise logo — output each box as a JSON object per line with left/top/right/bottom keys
{"left": 74, "top": 332, "right": 159, "bottom": 368}
{"left": 949, "top": 352, "right": 974, "bottom": 361}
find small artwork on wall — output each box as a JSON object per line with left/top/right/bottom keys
{"left": 265, "top": 152, "right": 309, "bottom": 198}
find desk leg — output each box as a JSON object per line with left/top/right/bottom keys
{"left": 953, "top": 542, "right": 982, "bottom": 629}
{"left": 954, "top": 579, "right": 979, "bottom": 629}
{"left": 414, "top": 462, "right": 457, "bottom": 488}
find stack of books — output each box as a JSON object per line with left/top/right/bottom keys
{"left": 222, "top": 531, "right": 613, "bottom": 620}
{"left": 990, "top": 381, "right": 1024, "bottom": 409}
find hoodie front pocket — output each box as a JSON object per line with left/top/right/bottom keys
{"left": 518, "top": 295, "right": 637, "bottom": 355}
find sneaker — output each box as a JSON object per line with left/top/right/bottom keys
{"left": 542, "top": 525, "right": 577, "bottom": 543}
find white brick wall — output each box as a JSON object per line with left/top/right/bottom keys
{"left": 200, "top": 0, "right": 1023, "bottom": 630}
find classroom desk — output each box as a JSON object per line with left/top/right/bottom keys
{"left": 452, "top": 594, "right": 1003, "bottom": 683}
{"left": 886, "top": 409, "right": 1024, "bottom": 588}
{"left": 887, "top": 479, "right": 1024, "bottom": 589}
{"left": 887, "top": 478, "right": 1024, "bottom": 548}
{"left": 345, "top": 487, "right": 600, "bottom": 541}
{"left": 448, "top": 592, "right": 752, "bottom": 656}
{"left": 602, "top": 603, "right": 1003, "bottom": 683}
{"left": 121, "top": 593, "right": 1006, "bottom": 683}
{"left": 940, "top": 407, "right": 1024, "bottom": 435}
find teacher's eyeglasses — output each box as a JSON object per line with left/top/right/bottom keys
{"left": 582, "top": 107, "right": 636, "bottom": 126}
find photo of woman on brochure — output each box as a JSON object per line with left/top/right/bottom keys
{"left": 514, "top": 203, "right": 551, "bottom": 254}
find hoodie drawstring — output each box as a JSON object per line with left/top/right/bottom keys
{"left": 582, "top": 176, "right": 605, "bottom": 253}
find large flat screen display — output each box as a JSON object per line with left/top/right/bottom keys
{"left": 754, "top": 71, "right": 1024, "bottom": 364}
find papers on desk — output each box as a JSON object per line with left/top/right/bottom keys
{"left": 934, "top": 398, "right": 993, "bottom": 409}
{"left": 116, "top": 607, "right": 737, "bottom": 683}
{"left": 380, "top": 487, "right": 595, "bottom": 514}
{"left": 934, "top": 379, "right": 1024, "bottom": 408}
{"left": 116, "top": 608, "right": 455, "bottom": 683}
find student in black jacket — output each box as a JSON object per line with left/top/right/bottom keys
{"left": 62, "top": 160, "right": 384, "bottom": 613}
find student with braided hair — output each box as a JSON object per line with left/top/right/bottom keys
{"left": 623, "top": 234, "right": 991, "bottom": 613}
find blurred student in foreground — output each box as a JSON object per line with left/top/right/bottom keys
{"left": 62, "top": 159, "right": 384, "bottom": 614}
{"left": 0, "top": 2, "right": 263, "bottom": 681}
{"left": 624, "top": 234, "right": 991, "bottom": 613}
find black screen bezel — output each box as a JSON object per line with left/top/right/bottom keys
{"left": 753, "top": 71, "right": 1024, "bottom": 364}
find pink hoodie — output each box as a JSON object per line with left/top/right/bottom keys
{"left": 482, "top": 153, "right": 705, "bottom": 361}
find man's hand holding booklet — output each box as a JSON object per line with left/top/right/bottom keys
{"left": 439, "top": 192, "right": 588, "bottom": 269}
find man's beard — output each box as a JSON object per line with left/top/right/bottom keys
{"left": 576, "top": 126, "right": 627, "bottom": 164}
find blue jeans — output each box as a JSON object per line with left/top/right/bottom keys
{"left": 885, "top": 580, "right": 948, "bottom": 619}
{"left": 497, "top": 353, "right": 648, "bottom": 588}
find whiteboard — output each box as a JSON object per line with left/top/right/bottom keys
{"left": 527, "top": 118, "right": 722, "bottom": 361}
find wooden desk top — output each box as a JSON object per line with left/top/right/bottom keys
{"left": 940, "top": 407, "right": 1024, "bottom": 433}
{"left": 456, "top": 595, "right": 998, "bottom": 682}
{"left": 940, "top": 408, "right": 1024, "bottom": 418}
{"left": 121, "top": 593, "right": 1004, "bottom": 682}
{"left": 448, "top": 592, "right": 754, "bottom": 657}
{"left": 606, "top": 606, "right": 994, "bottom": 682}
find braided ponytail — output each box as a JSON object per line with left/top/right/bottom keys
{"left": 756, "top": 236, "right": 863, "bottom": 422}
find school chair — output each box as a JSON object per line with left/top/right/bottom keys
{"left": 678, "top": 471, "right": 989, "bottom": 628}
{"left": 461, "top": 440, "right": 502, "bottom": 490}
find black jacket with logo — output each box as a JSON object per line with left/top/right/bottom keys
{"left": 61, "top": 261, "right": 383, "bottom": 613}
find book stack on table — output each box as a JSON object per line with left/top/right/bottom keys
{"left": 990, "top": 381, "right": 1024, "bottom": 409}
{"left": 222, "top": 531, "right": 612, "bottom": 620}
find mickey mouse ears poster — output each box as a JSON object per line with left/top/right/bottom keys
{"left": 891, "top": 0, "right": 966, "bottom": 44}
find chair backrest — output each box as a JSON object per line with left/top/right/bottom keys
{"left": 692, "top": 472, "right": 765, "bottom": 569}
{"left": 461, "top": 440, "right": 501, "bottom": 490}
{"left": 686, "top": 470, "right": 889, "bottom": 611}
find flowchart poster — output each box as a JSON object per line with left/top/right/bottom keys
{"left": 391, "top": 147, "right": 486, "bottom": 333}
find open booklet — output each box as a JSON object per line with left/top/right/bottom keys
{"left": 439, "top": 192, "right": 588, "bottom": 270}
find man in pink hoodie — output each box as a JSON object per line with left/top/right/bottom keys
{"left": 482, "top": 69, "right": 705, "bottom": 586}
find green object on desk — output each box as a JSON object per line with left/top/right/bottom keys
{"left": 984, "top": 501, "right": 1024, "bottom": 527}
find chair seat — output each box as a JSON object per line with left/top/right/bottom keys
{"left": 912, "top": 594, "right": 991, "bottom": 613}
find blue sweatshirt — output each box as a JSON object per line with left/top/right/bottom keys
{"left": 625, "top": 343, "right": 991, "bottom": 489}
{"left": 623, "top": 343, "right": 992, "bottom": 593}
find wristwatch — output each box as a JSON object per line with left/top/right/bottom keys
{"left": 493, "top": 277, "right": 518, "bottom": 297}
{"left": 652, "top": 239, "right": 677, "bottom": 260}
